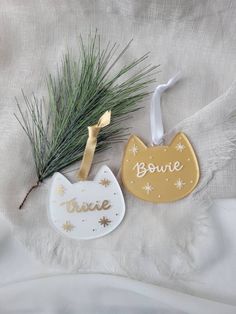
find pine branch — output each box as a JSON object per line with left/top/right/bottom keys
{"left": 15, "top": 33, "right": 158, "bottom": 208}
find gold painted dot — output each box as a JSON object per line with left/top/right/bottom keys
{"left": 149, "top": 156, "right": 153, "bottom": 159}
{"left": 165, "top": 178, "right": 169, "bottom": 181}
{"left": 130, "top": 181, "right": 134, "bottom": 184}
{"left": 164, "top": 149, "right": 167, "bottom": 152}
{"left": 190, "top": 180, "right": 193, "bottom": 183}
{"left": 126, "top": 159, "right": 129, "bottom": 162}
{"left": 158, "top": 195, "right": 161, "bottom": 198}
{"left": 187, "top": 158, "right": 191, "bottom": 161}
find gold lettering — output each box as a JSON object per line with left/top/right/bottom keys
{"left": 102, "top": 200, "right": 111, "bottom": 210}
{"left": 61, "top": 199, "right": 112, "bottom": 213}
{"left": 93, "top": 202, "right": 100, "bottom": 211}
{"left": 61, "top": 198, "right": 78, "bottom": 213}
{"left": 87, "top": 203, "right": 95, "bottom": 211}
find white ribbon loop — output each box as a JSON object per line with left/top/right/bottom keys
{"left": 150, "top": 72, "right": 181, "bottom": 145}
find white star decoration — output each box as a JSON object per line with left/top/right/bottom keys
{"left": 174, "top": 178, "right": 186, "bottom": 190}
{"left": 142, "top": 182, "right": 154, "bottom": 194}
{"left": 129, "top": 144, "right": 139, "bottom": 156}
{"left": 175, "top": 142, "right": 185, "bottom": 152}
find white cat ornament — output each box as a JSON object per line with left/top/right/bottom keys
{"left": 48, "top": 166, "right": 125, "bottom": 240}
{"left": 48, "top": 111, "right": 125, "bottom": 240}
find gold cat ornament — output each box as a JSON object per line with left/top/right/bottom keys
{"left": 121, "top": 132, "right": 200, "bottom": 203}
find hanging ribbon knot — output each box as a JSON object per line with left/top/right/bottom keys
{"left": 150, "top": 72, "right": 181, "bottom": 145}
{"left": 76, "top": 110, "right": 111, "bottom": 181}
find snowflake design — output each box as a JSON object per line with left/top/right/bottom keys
{"left": 99, "top": 178, "right": 111, "bottom": 187}
{"left": 62, "top": 221, "right": 75, "bottom": 232}
{"left": 174, "top": 178, "right": 186, "bottom": 190}
{"left": 99, "top": 216, "right": 111, "bottom": 227}
{"left": 142, "top": 182, "right": 154, "bottom": 194}
{"left": 129, "top": 144, "right": 139, "bottom": 156}
{"left": 175, "top": 142, "right": 185, "bottom": 152}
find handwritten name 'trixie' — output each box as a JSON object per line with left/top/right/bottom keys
{"left": 61, "top": 199, "right": 111, "bottom": 213}
{"left": 133, "top": 161, "right": 184, "bottom": 178}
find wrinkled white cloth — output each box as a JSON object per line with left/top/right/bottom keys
{"left": 0, "top": 275, "right": 235, "bottom": 314}
{"left": 0, "top": 199, "right": 236, "bottom": 313}
{"left": 1, "top": 0, "right": 236, "bottom": 283}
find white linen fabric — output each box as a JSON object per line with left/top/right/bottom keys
{"left": 0, "top": 0, "right": 236, "bottom": 281}
{"left": 0, "top": 199, "right": 236, "bottom": 313}
{"left": 1, "top": 275, "right": 235, "bottom": 314}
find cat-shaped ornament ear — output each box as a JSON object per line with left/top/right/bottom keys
{"left": 48, "top": 165, "right": 125, "bottom": 240}
{"left": 121, "top": 132, "right": 200, "bottom": 203}
{"left": 50, "top": 172, "right": 72, "bottom": 192}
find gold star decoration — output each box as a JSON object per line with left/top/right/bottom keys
{"left": 98, "top": 216, "right": 111, "bottom": 227}
{"left": 99, "top": 178, "right": 111, "bottom": 187}
{"left": 62, "top": 220, "right": 75, "bottom": 232}
{"left": 56, "top": 184, "right": 65, "bottom": 196}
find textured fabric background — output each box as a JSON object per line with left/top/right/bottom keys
{"left": 0, "top": 0, "right": 236, "bottom": 280}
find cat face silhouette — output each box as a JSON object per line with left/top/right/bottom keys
{"left": 121, "top": 132, "right": 200, "bottom": 203}
{"left": 48, "top": 165, "right": 125, "bottom": 240}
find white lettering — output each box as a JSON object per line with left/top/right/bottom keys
{"left": 133, "top": 161, "right": 184, "bottom": 178}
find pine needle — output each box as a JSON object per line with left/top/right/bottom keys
{"left": 15, "top": 33, "right": 158, "bottom": 208}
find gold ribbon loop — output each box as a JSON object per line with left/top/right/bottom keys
{"left": 76, "top": 111, "right": 111, "bottom": 181}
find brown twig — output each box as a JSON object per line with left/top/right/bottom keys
{"left": 19, "top": 181, "right": 40, "bottom": 209}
